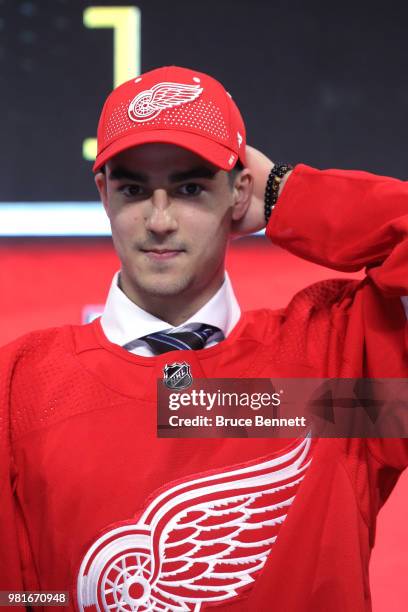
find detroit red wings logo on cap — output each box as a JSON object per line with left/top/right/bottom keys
{"left": 128, "top": 81, "right": 203, "bottom": 123}
{"left": 76, "top": 436, "right": 312, "bottom": 611}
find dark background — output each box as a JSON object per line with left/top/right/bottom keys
{"left": 1, "top": 0, "right": 408, "bottom": 202}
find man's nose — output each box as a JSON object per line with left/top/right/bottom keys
{"left": 145, "top": 189, "right": 178, "bottom": 234}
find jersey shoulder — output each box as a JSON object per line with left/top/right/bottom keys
{"left": 249, "top": 278, "right": 362, "bottom": 376}
{"left": 0, "top": 324, "right": 76, "bottom": 377}
{"left": 245, "top": 277, "right": 360, "bottom": 337}
{"left": 0, "top": 324, "right": 105, "bottom": 441}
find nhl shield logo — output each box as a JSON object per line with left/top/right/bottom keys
{"left": 163, "top": 362, "right": 193, "bottom": 390}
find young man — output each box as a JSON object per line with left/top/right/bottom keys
{"left": 0, "top": 65, "right": 407, "bottom": 611}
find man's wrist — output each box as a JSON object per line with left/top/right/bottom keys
{"left": 279, "top": 168, "right": 293, "bottom": 193}
{"left": 264, "top": 163, "right": 294, "bottom": 224}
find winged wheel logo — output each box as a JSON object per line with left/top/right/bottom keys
{"left": 128, "top": 82, "right": 203, "bottom": 123}
{"left": 77, "top": 436, "right": 312, "bottom": 611}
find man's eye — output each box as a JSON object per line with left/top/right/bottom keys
{"left": 178, "top": 183, "right": 203, "bottom": 196}
{"left": 120, "top": 185, "right": 144, "bottom": 197}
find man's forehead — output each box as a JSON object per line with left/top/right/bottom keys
{"left": 111, "top": 142, "right": 214, "bottom": 164}
{"left": 106, "top": 143, "right": 220, "bottom": 181}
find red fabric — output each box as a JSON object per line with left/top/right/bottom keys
{"left": 94, "top": 66, "right": 246, "bottom": 172}
{"left": 0, "top": 164, "right": 407, "bottom": 611}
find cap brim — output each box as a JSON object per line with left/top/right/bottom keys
{"left": 93, "top": 129, "right": 242, "bottom": 173}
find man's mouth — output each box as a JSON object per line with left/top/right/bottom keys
{"left": 141, "top": 248, "right": 184, "bottom": 260}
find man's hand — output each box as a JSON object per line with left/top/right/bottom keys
{"left": 231, "top": 146, "right": 293, "bottom": 236}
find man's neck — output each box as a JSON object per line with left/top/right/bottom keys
{"left": 118, "top": 272, "right": 225, "bottom": 327}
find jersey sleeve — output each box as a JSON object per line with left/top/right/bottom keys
{"left": 268, "top": 163, "right": 408, "bottom": 295}
{"left": 267, "top": 164, "right": 408, "bottom": 471}
{"left": 0, "top": 338, "right": 35, "bottom": 608}
{"left": 366, "top": 438, "right": 408, "bottom": 473}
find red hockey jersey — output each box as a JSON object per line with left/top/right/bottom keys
{"left": 0, "top": 164, "right": 407, "bottom": 612}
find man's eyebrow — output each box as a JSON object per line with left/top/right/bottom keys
{"left": 108, "top": 167, "right": 148, "bottom": 182}
{"left": 169, "top": 167, "right": 217, "bottom": 182}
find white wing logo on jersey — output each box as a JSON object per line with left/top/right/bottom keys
{"left": 77, "top": 436, "right": 312, "bottom": 612}
{"left": 128, "top": 82, "right": 203, "bottom": 123}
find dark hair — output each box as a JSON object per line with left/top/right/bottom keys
{"left": 227, "top": 159, "right": 244, "bottom": 188}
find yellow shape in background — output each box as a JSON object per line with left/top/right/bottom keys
{"left": 82, "top": 6, "right": 141, "bottom": 162}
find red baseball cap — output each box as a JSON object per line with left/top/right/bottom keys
{"left": 93, "top": 65, "right": 247, "bottom": 173}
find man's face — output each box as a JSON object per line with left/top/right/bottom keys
{"left": 95, "top": 143, "right": 251, "bottom": 310}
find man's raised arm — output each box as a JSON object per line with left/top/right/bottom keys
{"left": 242, "top": 146, "right": 408, "bottom": 299}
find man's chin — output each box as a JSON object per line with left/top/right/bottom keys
{"left": 135, "top": 277, "right": 192, "bottom": 298}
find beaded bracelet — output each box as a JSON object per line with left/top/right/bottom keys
{"left": 264, "top": 162, "right": 293, "bottom": 224}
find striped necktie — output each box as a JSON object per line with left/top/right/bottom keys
{"left": 123, "top": 324, "right": 222, "bottom": 355}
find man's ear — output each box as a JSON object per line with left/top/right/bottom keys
{"left": 231, "top": 168, "right": 253, "bottom": 222}
{"left": 94, "top": 171, "right": 109, "bottom": 216}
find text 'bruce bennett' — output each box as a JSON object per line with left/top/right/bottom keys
{"left": 169, "top": 415, "right": 307, "bottom": 427}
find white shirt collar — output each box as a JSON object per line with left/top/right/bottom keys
{"left": 100, "top": 270, "right": 241, "bottom": 348}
